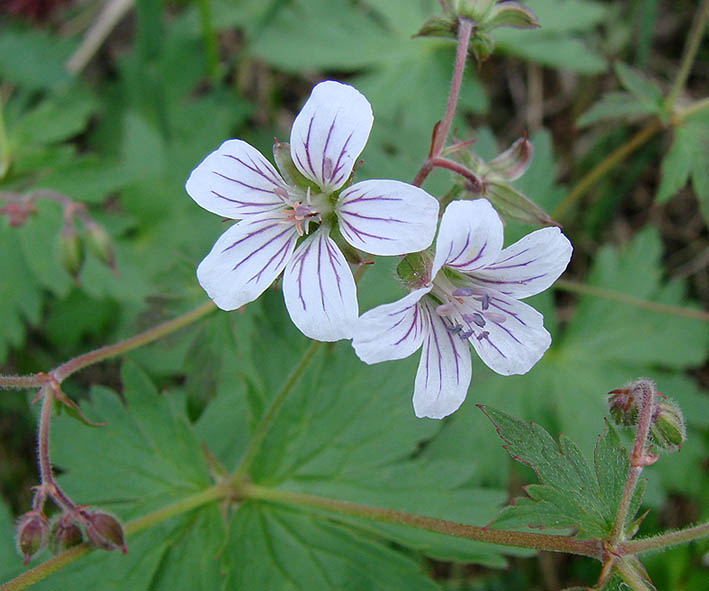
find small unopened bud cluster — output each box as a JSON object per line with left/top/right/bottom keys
{"left": 608, "top": 378, "right": 687, "bottom": 453}
{"left": 15, "top": 507, "right": 127, "bottom": 565}
{"left": 15, "top": 512, "right": 49, "bottom": 565}
{"left": 417, "top": 0, "right": 540, "bottom": 62}
{"left": 58, "top": 218, "right": 117, "bottom": 281}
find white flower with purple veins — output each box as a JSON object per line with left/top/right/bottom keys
{"left": 185, "top": 81, "right": 439, "bottom": 341}
{"left": 352, "top": 199, "right": 572, "bottom": 419}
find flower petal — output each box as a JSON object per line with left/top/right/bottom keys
{"left": 468, "top": 292, "right": 551, "bottom": 375}
{"left": 290, "top": 81, "right": 373, "bottom": 192}
{"left": 471, "top": 227, "right": 572, "bottom": 298}
{"left": 352, "top": 288, "right": 431, "bottom": 364}
{"left": 432, "top": 199, "right": 504, "bottom": 277}
{"left": 413, "top": 299, "right": 472, "bottom": 419}
{"left": 186, "top": 139, "right": 288, "bottom": 219}
{"left": 282, "top": 228, "right": 358, "bottom": 341}
{"left": 337, "top": 180, "right": 440, "bottom": 255}
{"left": 196, "top": 212, "right": 298, "bottom": 310}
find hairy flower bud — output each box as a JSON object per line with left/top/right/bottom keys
{"left": 84, "top": 221, "right": 116, "bottom": 270}
{"left": 49, "top": 513, "right": 83, "bottom": 554}
{"left": 487, "top": 137, "right": 533, "bottom": 181}
{"left": 650, "top": 399, "right": 686, "bottom": 452}
{"left": 15, "top": 512, "right": 48, "bottom": 565}
{"left": 82, "top": 511, "right": 127, "bottom": 553}
{"left": 396, "top": 251, "right": 432, "bottom": 289}
{"left": 57, "top": 224, "right": 84, "bottom": 280}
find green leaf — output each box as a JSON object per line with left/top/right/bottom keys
{"left": 656, "top": 110, "right": 709, "bottom": 223}
{"left": 482, "top": 406, "right": 632, "bottom": 538}
{"left": 0, "top": 26, "right": 77, "bottom": 90}
{"left": 0, "top": 224, "right": 43, "bottom": 362}
{"left": 577, "top": 92, "right": 658, "bottom": 127}
{"left": 614, "top": 62, "right": 663, "bottom": 113}
{"left": 224, "top": 503, "right": 441, "bottom": 590}
{"left": 493, "top": 0, "right": 609, "bottom": 73}
{"left": 51, "top": 362, "right": 210, "bottom": 517}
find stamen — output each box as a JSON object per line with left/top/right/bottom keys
{"left": 485, "top": 311, "right": 506, "bottom": 323}
{"left": 471, "top": 313, "right": 486, "bottom": 327}
{"left": 476, "top": 331, "right": 490, "bottom": 341}
{"left": 460, "top": 328, "right": 474, "bottom": 339}
{"left": 475, "top": 293, "right": 490, "bottom": 310}
{"left": 452, "top": 287, "right": 473, "bottom": 297}
{"left": 436, "top": 303, "right": 454, "bottom": 316}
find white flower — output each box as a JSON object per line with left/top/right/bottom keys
{"left": 352, "top": 199, "right": 572, "bottom": 419}
{"left": 186, "top": 81, "right": 439, "bottom": 341}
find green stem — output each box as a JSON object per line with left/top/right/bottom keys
{"left": 53, "top": 300, "right": 216, "bottom": 382}
{"left": 551, "top": 118, "right": 663, "bottom": 220}
{"left": 0, "top": 484, "right": 228, "bottom": 591}
{"left": 232, "top": 340, "right": 322, "bottom": 479}
{"left": 619, "top": 521, "right": 709, "bottom": 555}
{"left": 554, "top": 279, "right": 709, "bottom": 322}
{"left": 664, "top": 0, "right": 709, "bottom": 113}
{"left": 240, "top": 483, "right": 602, "bottom": 559}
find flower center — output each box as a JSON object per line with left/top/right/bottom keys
{"left": 429, "top": 274, "right": 505, "bottom": 342}
{"left": 274, "top": 186, "right": 333, "bottom": 236}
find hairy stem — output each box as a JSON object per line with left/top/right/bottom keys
{"left": 54, "top": 300, "right": 216, "bottom": 382}
{"left": 232, "top": 340, "right": 322, "bottom": 479}
{"left": 554, "top": 279, "right": 709, "bottom": 322}
{"left": 432, "top": 18, "right": 473, "bottom": 156}
{"left": 413, "top": 17, "right": 473, "bottom": 187}
{"left": 610, "top": 380, "right": 656, "bottom": 544}
{"left": 240, "top": 482, "right": 602, "bottom": 559}
{"left": 1, "top": 484, "right": 228, "bottom": 591}
{"left": 619, "top": 521, "right": 709, "bottom": 555}
{"left": 664, "top": 0, "right": 709, "bottom": 113}
{"left": 0, "top": 374, "right": 51, "bottom": 390}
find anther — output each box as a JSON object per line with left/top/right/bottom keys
{"left": 452, "top": 287, "right": 474, "bottom": 297}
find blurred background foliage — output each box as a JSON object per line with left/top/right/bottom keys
{"left": 0, "top": 0, "right": 707, "bottom": 588}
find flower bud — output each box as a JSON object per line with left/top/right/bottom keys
{"left": 57, "top": 224, "right": 84, "bottom": 280}
{"left": 481, "top": 182, "right": 557, "bottom": 227}
{"left": 273, "top": 141, "right": 312, "bottom": 188}
{"left": 649, "top": 399, "right": 686, "bottom": 452}
{"left": 486, "top": 1, "right": 540, "bottom": 30}
{"left": 84, "top": 221, "right": 116, "bottom": 270}
{"left": 487, "top": 137, "right": 533, "bottom": 181}
{"left": 608, "top": 386, "right": 639, "bottom": 427}
{"left": 15, "top": 512, "right": 48, "bottom": 565}
{"left": 82, "top": 511, "right": 127, "bottom": 553}
{"left": 49, "top": 513, "right": 83, "bottom": 554}
{"left": 0, "top": 201, "right": 34, "bottom": 227}
{"left": 396, "top": 251, "right": 432, "bottom": 290}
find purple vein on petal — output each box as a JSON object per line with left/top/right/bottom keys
{"left": 389, "top": 302, "right": 423, "bottom": 346}
{"left": 338, "top": 216, "right": 394, "bottom": 243}
{"left": 472, "top": 273, "right": 547, "bottom": 287}
{"left": 490, "top": 247, "right": 530, "bottom": 266}
{"left": 295, "top": 115, "right": 318, "bottom": 182}
{"left": 223, "top": 152, "right": 285, "bottom": 188}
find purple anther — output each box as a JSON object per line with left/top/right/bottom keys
{"left": 452, "top": 287, "right": 474, "bottom": 297}
{"left": 460, "top": 329, "right": 474, "bottom": 339}
{"left": 480, "top": 293, "right": 490, "bottom": 310}
{"left": 476, "top": 330, "right": 490, "bottom": 341}
{"left": 471, "top": 312, "right": 486, "bottom": 327}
